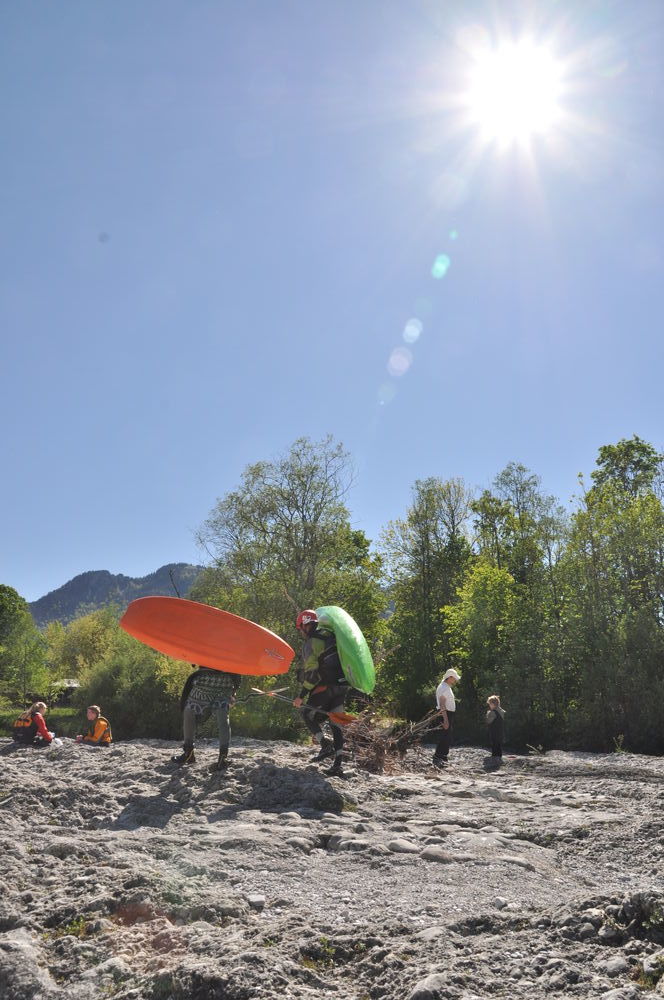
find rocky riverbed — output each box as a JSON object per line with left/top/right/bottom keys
{"left": 2, "top": 737, "right": 664, "bottom": 999}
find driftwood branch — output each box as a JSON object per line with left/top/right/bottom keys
{"left": 343, "top": 709, "right": 441, "bottom": 774}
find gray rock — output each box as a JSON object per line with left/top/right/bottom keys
{"left": 601, "top": 989, "right": 642, "bottom": 1000}
{"left": 420, "top": 846, "right": 454, "bottom": 863}
{"left": 408, "top": 972, "right": 451, "bottom": 999}
{"left": 246, "top": 893, "right": 266, "bottom": 911}
{"left": 643, "top": 948, "right": 664, "bottom": 978}
{"left": 599, "top": 922, "right": 624, "bottom": 942}
{"left": 387, "top": 839, "right": 421, "bottom": 853}
{"left": 5, "top": 738, "right": 664, "bottom": 1000}
{"left": 603, "top": 955, "right": 630, "bottom": 977}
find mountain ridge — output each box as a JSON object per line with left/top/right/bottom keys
{"left": 28, "top": 562, "right": 203, "bottom": 627}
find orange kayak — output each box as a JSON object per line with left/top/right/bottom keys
{"left": 120, "top": 597, "right": 293, "bottom": 676}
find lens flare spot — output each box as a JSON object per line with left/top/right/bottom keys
{"left": 431, "top": 254, "right": 451, "bottom": 279}
{"left": 449, "top": 229, "right": 459, "bottom": 240}
{"left": 403, "top": 318, "right": 423, "bottom": 344}
{"left": 413, "top": 297, "right": 433, "bottom": 318}
{"left": 378, "top": 382, "right": 397, "bottom": 406}
{"left": 387, "top": 346, "right": 413, "bottom": 377}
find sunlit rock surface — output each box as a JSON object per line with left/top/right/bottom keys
{"left": 1, "top": 738, "right": 664, "bottom": 999}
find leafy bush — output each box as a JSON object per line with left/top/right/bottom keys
{"left": 74, "top": 632, "right": 182, "bottom": 740}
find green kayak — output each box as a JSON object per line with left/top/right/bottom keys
{"left": 315, "top": 605, "right": 376, "bottom": 694}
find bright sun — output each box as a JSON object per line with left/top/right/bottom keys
{"left": 465, "top": 40, "right": 564, "bottom": 145}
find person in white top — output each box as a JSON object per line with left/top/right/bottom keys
{"left": 433, "top": 668, "right": 461, "bottom": 768}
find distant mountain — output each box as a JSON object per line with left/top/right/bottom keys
{"left": 29, "top": 563, "right": 204, "bottom": 627}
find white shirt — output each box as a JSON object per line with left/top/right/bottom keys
{"left": 435, "top": 680, "right": 456, "bottom": 713}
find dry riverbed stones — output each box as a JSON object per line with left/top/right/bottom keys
{"left": 1, "top": 738, "right": 664, "bottom": 998}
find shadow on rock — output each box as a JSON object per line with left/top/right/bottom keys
{"left": 243, "top": 762, "right": 345, "bottom": 814}
{"left": 0, "top": 743, "right": 37, "bottom": 757}
{"left": 105, "top": 794, "right": 182, "bottom": 830}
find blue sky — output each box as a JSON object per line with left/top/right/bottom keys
{"left": 2, "top": 0, "right": 663, "bottom": 603}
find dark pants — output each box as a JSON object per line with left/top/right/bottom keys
{"left": 302, "top": 685, "right": 347, "bottom": 757}
{"left": 433, "top": 711, "right": 454, "bottom": 761}
{"left": 183, "top": 702, "right": 231, "bottom": 751}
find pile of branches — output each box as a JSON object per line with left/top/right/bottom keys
{"left": 343, "top": 709, "right": 441, "bottom": 774}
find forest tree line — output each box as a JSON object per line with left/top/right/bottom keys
{"left": 1, "top": 433, "right": 663, "bottom": 752}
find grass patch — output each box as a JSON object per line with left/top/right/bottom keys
{"left": 46, "top": 915, "right": 89, "bottom": 939}
{"left": 299, "top": 936, "right": 337, "bottom": 970}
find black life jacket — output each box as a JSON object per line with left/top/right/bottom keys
{"left": 12, "top": 716, "right": 38, "bottom": 743}
{"left": 313, "top": 628, "right": 346, "bottom": 686}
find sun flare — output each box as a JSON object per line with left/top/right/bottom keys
{"left": 465, "top": 40, "right": 564, "bottom": 145}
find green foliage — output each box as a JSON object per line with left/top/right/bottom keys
{"left": 379, "top": 477, "right": 472, "bottom": 715}
{"left": 560, "top": 474, "right": 664, "bottom": 751}
{"left": 0, "top": 585, "right": 49, "bottom": 703}
{"left": 58, "top": 916, "right": 88, "bottom": 938}
{"left": 9, "top": 433, "right": 664, "bottom": 755}
{"left": 0, "top": 585, "right": 30, "bottom": 642}
{"left": 75, "top": 629, "right": 182, "bottom": 739}
{"left": 45, "top": 606, "right": 119, "bottom": 678}
{"left": 590, "top": 434, "right": 663, "bottom": 497}
{"left": 193, "top": 435, "right": 387, "bottom": 694}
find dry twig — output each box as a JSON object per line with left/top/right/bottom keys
{"left": 343, "top": 709, "right": 441, "bottom": 774}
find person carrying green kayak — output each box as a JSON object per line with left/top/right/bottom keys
{"left": 293, "top": 609, "right": 348, "bottom": 777}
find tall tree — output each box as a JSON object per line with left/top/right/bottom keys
{"left": 0, "top": 584, "right": 30, "bottom": 644}
{"left": 193, "top": 436, "right": 385, "bottom": 652}
{"left": 591, "top": 435, "right": 663, "bottom": 498}
{"left": 561, "top": 452, "right": 664, "bottom": 750}
{"left": 453, "top": 464, "right": 570, "bottom": 745}
{"left": 0, "top": 585, "right": 48, "bottom": 701}
{"left": 380, "top": 477, "right": 473, "bottom": 714}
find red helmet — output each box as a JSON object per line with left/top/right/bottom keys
{"left": 296, "top": 609, "right": 318, "bottom": 630}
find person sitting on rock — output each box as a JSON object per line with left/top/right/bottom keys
{"left": 172, "top": 664, "right": 241, "bottom": 771}
{"left": 12, "top": 702, "right": 54, "bottom": 746}
{"left": 293, "top": 609, "right": 349, "bottom": 778}
{"left": 75, "top": 705, "right": 112, "bottom": 746}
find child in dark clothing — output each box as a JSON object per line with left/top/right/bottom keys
{"left": 486, "top": 695, "right": 505, "bottom": 758}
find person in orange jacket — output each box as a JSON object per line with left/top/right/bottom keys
{"left": 75, "top": 705, "right": 112, "bottom": 746}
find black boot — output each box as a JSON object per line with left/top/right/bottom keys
{"left": 171, "top": 745, "right": 196, "bottom": 765}
{"left": 312, "top": 738, "right": 334, "bottom": 762}
{"left": 210, "top": 746, "right": 229, "bottom": 772}
{"left": 326, "top": 756, "right": 344, "bottom": 777}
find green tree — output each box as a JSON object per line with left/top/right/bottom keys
{"left": 0, "top": 585, "right": 48, "bottom": 702}
{"left": 193, "top": 436, "right": 386, "bottom": 668}
{"left": 379, "top": 478, "right": 473, "bottom": 715}
{"left": 450, "top": 464, "right": 571, "bottom": 746}
{"left": 561, "top": 459, "right": 664, "bottom": 751}
{"left": 45, "top": 607, "right": 118, "bottom": 678}
{"left": 443, "top": 561, "right": 515, "bottom": 704}
{"left": 590, "top": 435, "right": 663, "bottom": 497}
{"left": 0, "top": 584, "right": 30, "bottom": 643}
{"left": 75, "top": 628, "right": 183, "bottom": 739}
